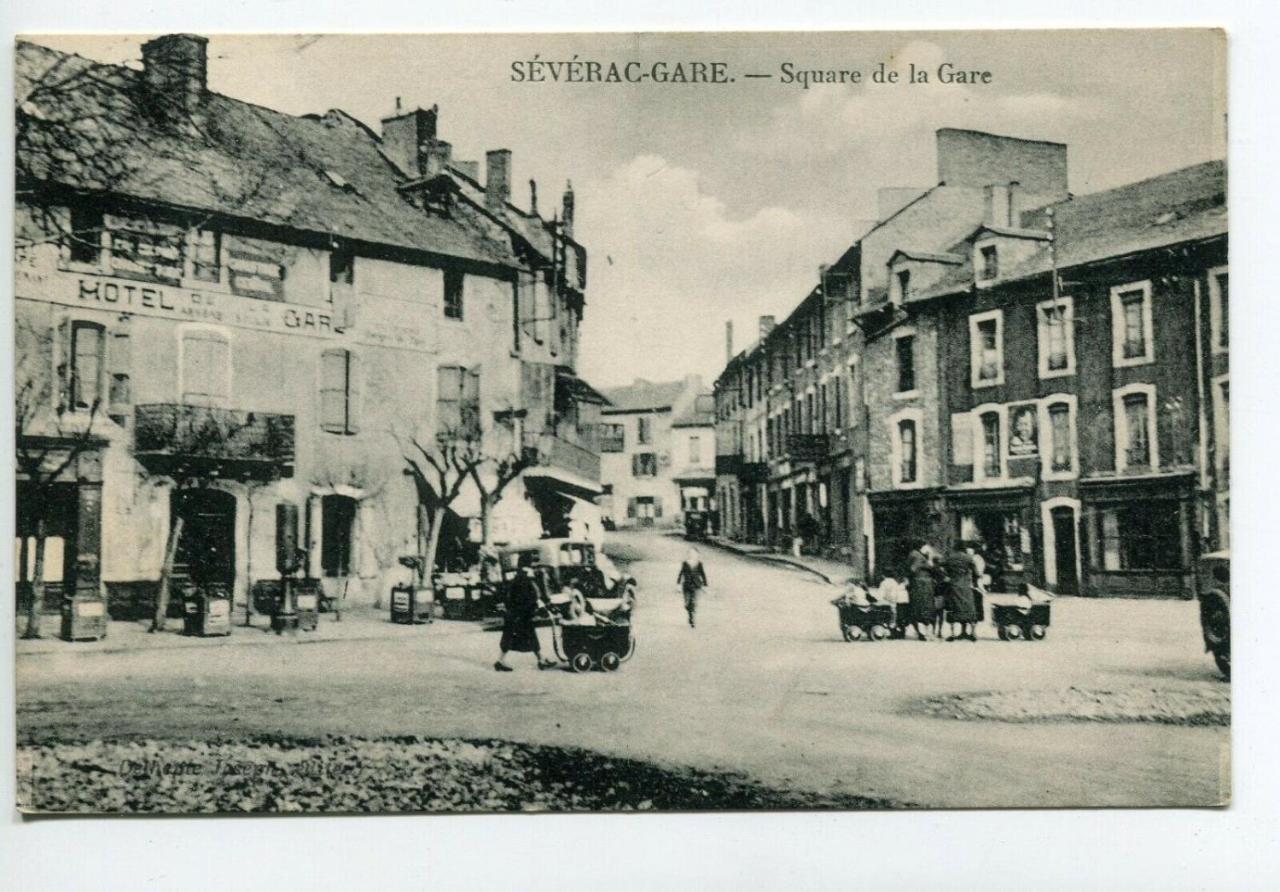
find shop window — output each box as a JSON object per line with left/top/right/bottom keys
{"left": 180, "top": 329, "right": 230, "bottom": 407}
{"left": 970, "top": 310, "right": 1004, "bottom": 387}
{"left": 444, "top": 269, "right": 464, "bottom": 319}
{"left": 1093, "top": 504, "right": 1182, "bottom": 571}
{"left": 599, "top": 423, "right": 625, "bottom": 453}
{"left": 980, "top": 411, "right": 1002, "bottom": 479}
{"left": 320, "top": 349, "right": 360, "bottom": 435}
{"left": 70, "top": 321, "right": 105, "bottom": 411}
{"left": 637, "top": 416, "right": 653, "bottom": 445}
{"left": 320, "top": 495, "right": 357, "bottom": 577}
{"left": 632, "top": 453, "right": 658, "bottom": 478}
{"left": 1111, "top": 281, "right": 1154, "bottom": 366}
{"left": 68, "top": 204, "right": 103, "bottom": 265}
{"left": 437, "top": 365, "right": 480, "bottom": 439}
{"left": 1037, "top": 298, "right": 1075, "bottom": 377}
{"left": 895, "top": 333, "right": 916, "bottom": 394}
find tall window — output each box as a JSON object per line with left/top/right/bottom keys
{"left": 970, "top": 311, "right": 1004, "bottom": 387}
{"left": 981, "top": 411, "right": 1002, "bottom": 478}
{"left": 437, "top": 365, "right": 480, "bottom": 438}
{"left": 600, "top": 423, "right": 625, "bottom": 453}
{"left": 443, "top": 269, "right": 464, "bottom": 319}
{"left": 980, "top": 245, "right": 999, "bottom": 280}
{"left": 637, "top": 416, "right": 653, "bottom": 445}
{"left": 320, "top": 349, "right": 359, "bottom": 435}
{"left": 180, "top": 329, "right": 230, "bottom": 406}
{"left": 68, "top": 205, "right": 103, "bottom": 265}
{"left": 896, "top": 334, "right": 916, "bottom": 394}
{"left": 70, "top": 321, "right": 105, "bottom": 410}
{"left": 1122, "top": 393, "right": 1151, "bottom": 468}
{"left": 688, "top": 435, "right": 701, "bottom": 464}
{"left": 1210, "top": 267, "right": 1229, "bottom": 353}
{"left": 320, "top": 495, "right": 357, "bottom": 577}
{"left": 1111, "top": 282, "right": 1153, "bottom": 366}
{"left": 898, "top": 420, "right": 917, "bottom": 484}
{"left": 1038, "top": 298, "right": 1074, "bottom": 377}
{"left": 1048, "top": 402, "right": 1072, "bottom": 472}
{"left": 632, "top": 453, "right": 658, "bottom": 477}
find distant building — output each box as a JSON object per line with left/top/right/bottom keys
{"left": 598, "top": 376, "right": 706, "bottom": 528}
{"left": 670, "top": 393, "right": 717, "bottom": 521}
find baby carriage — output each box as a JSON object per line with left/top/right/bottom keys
{"left": 833, "top": 597, "right": 895, "bottom": 642}
{"left": 553, "top": 616, "right": 636, "bottom": 672}
{"left": 991, "top": 602, "right": 1051, "bottom": 640}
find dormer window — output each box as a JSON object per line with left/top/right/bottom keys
{"left": 980, "top": 245, "right": 999, "bottom": 280}
{"left": 894, "top": 269, "right": 911, "bottom": 304}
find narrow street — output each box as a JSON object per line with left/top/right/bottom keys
{"left": 16, "top": 530, "right": 1227, "bottom": 809}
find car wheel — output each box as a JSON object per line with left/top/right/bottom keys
{"left": 1214, "top": 649, "right": 1231, "bottom": 680}
{"left": 1203, "top": 604, "right": 1230, "bottom": 648}
{"left": 571, "top": 652, "right": 593, "bottom": 673}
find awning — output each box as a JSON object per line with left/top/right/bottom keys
{"left": 556, "top": 367, "right": 611, "bottom": 406}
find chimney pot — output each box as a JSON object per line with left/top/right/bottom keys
{"left": 140, "top": 34, "right": 209, "bottom": 119}
{"left": 486, "top": 149, "right": 512, "bottom": 208}
{"left": 562, "top": 180, "right": 575, "bottom": 238}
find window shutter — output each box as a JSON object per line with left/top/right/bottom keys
{"left": 951, "top": 413, "right": 974, "bottom": 466}
{"left": 654, "top": 497, "right": 663, "bottom": 519}
{"left": 626, "top": 498, "right": 637, "bottom": 519}
{"left": 319, "top": 349, "right": 347, "bottom": 433}
{"left": 108, "top": 329, "right": 132, "bottom": 419}
{"left": 55, "top": 317, "right": 71, "bottom": 412}
{"left": 345, "top": 351, "right": 361, "bottom": 435}
{"left": 632, "top": 454, "right": 641, "bottom": 476}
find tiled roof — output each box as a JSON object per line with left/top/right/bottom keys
{"left": 16, "top": 40, "right": 515, "bottom": 267}
{"left": 912, "top": 159, "right": 1227, "bottom": 301}
{"left": 600, "top": 379, "right": 690, "bottom": 413}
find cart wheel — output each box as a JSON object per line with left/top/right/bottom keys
{"left": 601, "top": 652, "right": 621, "bottom": 672}
{"left": 1005, "top": 623, "right": 1023, "bottom": 640}
{"left": 1029, "top": 624, "right": 1047, "bottom": 640}
{"left": 571, "top": 652, "right": 593, "bottom": 673}
{"left": 997, "top": 625, "right": 1009, "bottom": 641}
{"left": 841, "top": 624, "right": 855, "bottom": 642}
{"left": 870, "top": 624, "right": 889, "bottom": 641}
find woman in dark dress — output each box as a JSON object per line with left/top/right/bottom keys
{"left": 904, "top": 542, "right": 934, "bottom": 641}
{"left": 942, "top": 547, "right": 979, "bottom": 641}
{"left": 677, "top": 548, "right": 708, "bottom": 628}
{"left": 495, "top": 566, "right": 556, "bottom": 671}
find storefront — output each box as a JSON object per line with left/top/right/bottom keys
{"left": 1079, "top": 473, "right": 1196, "bottom": 598}
{"left": 868, "top": 488, "right": 944, "bottom": 580}
{"left": 946, "top": 485, "right": 1035, "bottom": 593}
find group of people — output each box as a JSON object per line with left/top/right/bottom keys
{"left": 893, "top": 540, "right": 989, "bottom": 642}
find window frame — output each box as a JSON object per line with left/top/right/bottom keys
{"left": 888, "top": 406, "right": 925, "bottom": 489}
{"left": 443, "top": 268, "right": 465, "bottom": 320}
{"left": 637, "top": 416, "right": 653, "bottom": 446}
{"left": 1208, "top": 265, "right": 1229, "bottom": 355}
{"left": 1036, "top": 296, "right": 1076, "bottom": 378}
{"left": 599, "top": 422, "right": 626, "bottom": 453}
{"left": 976, "top": 242, "right": 999, "bottom": 283}
{"left": 319, "top": 347, "right": 361, "bottom": 436}
{"left": 893, "top": 327, "right": 918, "bottom": 398}
{"left": 1110, "top": 280, "right": 1155, "bottom": 367}
{"left": 69, "top": 320, "right": 106, "bottom": 412}
{"left": 1038, "top": 393, "right": 1079, "bottom": 481}
{"left": 1113, "top": 382, "right": 1159, "bottom": 472}
{"left": 177, "top": 324, "right": 233, "bottom": 408}
{"left": 969, "top": 309, "right": 1005, "bottom": 389}
{"left": 436, "top": 364, "right": 481, "bottom": 439}
{"left": 971, "top": 404, "right": 1007, "bottom": 482}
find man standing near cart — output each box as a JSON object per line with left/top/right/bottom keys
{"left": 495, "top": 564, "right": 557, "bottom": 672}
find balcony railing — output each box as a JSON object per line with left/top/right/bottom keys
{"left": 134, "top": 404, "right": 296, "bottom": 479}
{"left": 522, "top": 431, "right": 601, "bottom": 483}
{"left": 786, "top": 433, "right": 830, "bottom": 464}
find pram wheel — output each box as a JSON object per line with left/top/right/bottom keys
{"left": 571, "top": 652, "right": 593, "bottom": 673}
{"left": 1005, "top": 623, "right": 1023, "bottom": 640}
{"left": 601, "top": 652, "right": 621, "bottom": 672}
{"left": 870, "top": 624, "right": 889, "bottom": 641}
{"left": 841, "top": 624, "right": 856, "bottom": 642}
{"left": 845, "top": 624, "right": 864, "bottom": 641}
{"left": 1029, "top": 624, "right": 1047, "bottom": 640}
{"left": 997, "top": 625, "right": 1009, "bottom": 641}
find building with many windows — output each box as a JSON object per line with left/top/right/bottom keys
{"left": 714, "top": 127, "right": 1227, "bottom": 598}
{"left": 14, "top": 34, "right": 604, "bottom": 614}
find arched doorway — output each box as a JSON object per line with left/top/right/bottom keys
{"left": 171, "top": 488, "right": 236, "bottom": 585}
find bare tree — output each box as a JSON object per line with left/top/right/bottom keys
{"left": 401, "top": 430, "right": 485, "bottom": 589}
{"left": 468, "top": 450, "right": 535, "bottom": 548}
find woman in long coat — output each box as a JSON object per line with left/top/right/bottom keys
{"left": 495, "top": 567, "right": 556, "bottom": 671}
{"left": 904, "top": 542, "right": 935, "bottom": 641}
{"left": 942, "top": 548, "right": 979, "bottom": 641}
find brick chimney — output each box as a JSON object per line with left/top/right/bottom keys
{"left": 562, "top": 180, "right": 575, "bottom": 238}
{"left": 381, "top": 105, "right": 445, "bottom": 178}
{"left": 141, "top": 34, "right": 208, "bottom": 119}
{"left": 486, "top": 149, "right": 512, "bottom": 208}
{"left": 725, "top": 320, "right": 734, "bottom": 364}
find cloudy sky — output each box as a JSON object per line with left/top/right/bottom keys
{"left": 34, "top": 31, "right": 1226, "bottom": 390}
